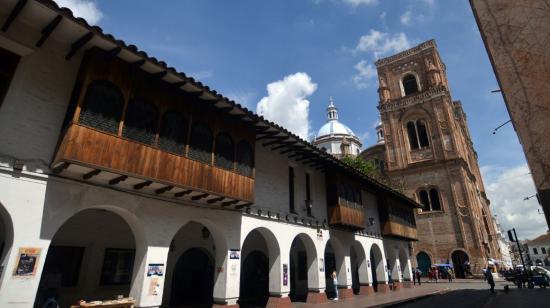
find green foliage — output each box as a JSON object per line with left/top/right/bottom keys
{"left": 341, "top": 155, "right": 406, "bottom": 193}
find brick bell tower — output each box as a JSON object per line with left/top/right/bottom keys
{"left": 366, "top": 40, "right": 501, "bottom": 277}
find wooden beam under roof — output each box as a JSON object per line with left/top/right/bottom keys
{"left": 191, "top": 193, "right": 209, "bottom": 201}
{"left": 103, "top": 46, "right": 122, "bottom": 59}
{"left": 155, "top": 185, "right": 173, "bottom": 194}
{"left": 1, "top": 0, "right": 27, "bottom": 32}
{"left": 66, "top": 32, "right": 94, "bottom": 60}
{"left": 236, "top": 203, "right": 252, "bottom": 209}
{"left": 134, "top": 180, "right": 152, "bottom": 190}
{"left": 36, "top": 15, "right": 62, "bottom": 47}
{"left": 171, "top": 81, "right": 187, "bottom": 88}
{"left": 82, "top": 169, "right": 101, "bottom": 180}
{"left": 257, "top": 134, "right": 285, "bottom": 141}
{"left": 272, "top": 141, "right": 297, "bottom": 150}
{"left": 207, "top": 197, "right": 225, "bottom": 204}
{"left": 151, "top": 70, "right": 167, "bottom": 79}
{"left": 222, "top": 200, "right": 239, "bottom": 207}
{"left": 174, "top": 189, "right": 192, "bottom": 197}
{"left": 132, "top": 59, "right": 146, "bottom": 67}
{"left": 52, "top": 162, "right": 70, "bottom": 174}
{"left": 262, "top": 138, "right": 289, "bottom": 147}
{"left": 109, "top": 175, "right": 127, "bottom": 185}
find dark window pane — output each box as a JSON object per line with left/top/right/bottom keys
{"left": 79, "top": 80, "right": 124, "bottom": 134}
{"left": 402, "top": 74, "right": 419, "bottom": 95}
{"left": 41, "top": 246, "right": 84, "bottom": 287}
{"left": 417, "top": 120, "right": 430, "bottom": 147}
{"left": 0, "top": 47, "right": 20, "bottom": 108}
{"left": 236, "top": 141, "right": 254, "bottom": 176}
{"left": 407, "top": 121, "right": 419, "bottom": 150}
{"left": 159, "top": 111, "right": 187, "bottom": 154}
{"left": 419, "top": 190, "right": 430, "bottom": 211}
{"left": 100, "top": 248, "right": 135, "bottom": 285}
{"left": 122, "top": 98, "right": 158, "bottom": 145}
{"left": 214, "top": 133, "right": 235, "bottom": 170}
{"left": 429, "top": 189, "right": 441, "bottom": 211}
{"left": 188, "top": 122, "right": 213, "bottom": 163}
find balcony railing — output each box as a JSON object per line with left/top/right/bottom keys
{"left": 328, "top": 205, "right": 364, "bottom": 230}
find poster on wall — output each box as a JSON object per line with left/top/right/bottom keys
{"left": 283, "top": 264, "right": 288, "bottom": 286}
{"left": 320, "top": 258, "right": 324, "bottom": 272}
{"left": 229, "top": 249, "right": 240, "bottom": 260}
{"left": 147, "top": 264, "right": 164, "bottom": 277}
{"left": 13, "top": 247, "right": 41, "bottom": 278}
{"left": 148, "top": 276, "right": 162, "bottom": 296}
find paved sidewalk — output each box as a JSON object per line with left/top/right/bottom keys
{"left": 295, "top": 284, "right": 450, "bottom": 308}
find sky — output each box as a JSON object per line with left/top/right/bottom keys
{"left": 56, "top": 0, "right": 548, "bottom": 239}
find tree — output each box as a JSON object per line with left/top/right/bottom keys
{"left": 341, "top": 155, "right": 405, "bottom": 193}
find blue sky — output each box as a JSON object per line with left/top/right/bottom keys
{"left": 59, "top": 0, "right": 547, "bottom": 239}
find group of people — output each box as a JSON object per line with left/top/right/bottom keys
{"left": 412, "top": 266, "right": 455, "bottom": 285}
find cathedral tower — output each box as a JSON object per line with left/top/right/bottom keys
{"left": 362, "top": 40, "right": 501, "bottom": 277}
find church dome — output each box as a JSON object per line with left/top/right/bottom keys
{"left": 317, "top": 120, "right": 356, "bottom": 137}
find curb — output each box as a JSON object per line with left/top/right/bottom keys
{"left": 369, "top": 288, "right": 451, "bottom": 308}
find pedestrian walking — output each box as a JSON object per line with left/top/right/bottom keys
{"left": 415, "top": 268, "right": 422, "bottom": 286}
{"left": 331, "top": 270, "right": 339, "bottom": 300}
{"left": 433, "top": 267, "right": 438, "bottom": 283}
{"left": 448, "top": 268, "right": 453, "bottom": 282}
{"left": 484, "top": 267, "right": 495, "bottom": 293}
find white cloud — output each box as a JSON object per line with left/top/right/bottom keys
{"left": 256, "top": 73, "right": 317, "bottom": 140}
{"left": 352, "top": 59, "right": 377, "bottom": 89}
{"left": 482, "top": 164, "right": 548, "bottom": 240}
{"left": 354, "top": 29, "right": 411, "bottom": 59}
{"left": 342, "top": 0, "right": 378, "bottom": 7}
{"left": 400, "top": 10, "right": 412, "bottom": 25}
{"left": 54, "top": 0, "right": 104, "bottom": 25}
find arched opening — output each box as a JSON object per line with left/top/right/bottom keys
{"left": 350, "top": 242, "right": 367, "bottom": 295}
{"left": 239, "top": 228, "right": 279, "bottom": 308}
{"left": 289, "top": 236, "right": 308, "bottom": 302}
{"left": 214, "top": 133, "right": 235, "bottom": 170}
{"left": 170, "top": 248, "right": 214, "bottom": 307}
{"left": 451, "top": 250, "right": 470, "bottom": 278}
{"left": 34, "top": 209, "right": 136, "bottom": 308}
{"left": 158, "top": 110, "right": 188, "bottom": 155}
{"left": 402, "top": 74, "right": 419, "bottom": 96}
{"left": 416, "top": 252, "right": 431, "bottom": 277}
{"left": 164, "top": 222, "right": 217, "bottom": 307}
{"left": 429, "top": 189, "right": 441, "bottom": 211}
{"left": 188, "top": 122, "right": 213, "bottom": 163}
{"left": 417, "top": 120, "right": 430, "bottom": 147}
{"left": 369, "top": 244, "right": 385, "bottom": 292}
{"left": 79, "top": 80, "right": 124, "bottom": 134}
{"left": 122, "top": 97, "right": 158, "bottom": 145}
{"left": 0, "top": 202, "right": 14, "bottom": 287}
{"left": 323, "top": 241, "right": 337, "bottom": 298}
{"left": 406, "top": 121, "right": 419, "bottom": 150}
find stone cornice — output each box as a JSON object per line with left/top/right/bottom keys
{"left": 375, "top": 39, "right": 436, "bottom": 67}
{"left": 377, "top": 85, "right": 449, "bottom": 113}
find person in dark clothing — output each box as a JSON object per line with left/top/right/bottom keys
{"left": 484, "top": 267, "right": 495, "bottom": 293}
{"left": 415, "top": 268, "right": 422, "bottom": 285}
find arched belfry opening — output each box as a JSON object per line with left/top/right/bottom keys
{"left": 402, "top": 74, "right": 419, "bottom": 96}
{"left": 34, "top": 209, "right": 137, "bottom": 308}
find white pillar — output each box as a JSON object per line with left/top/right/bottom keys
{"left": 130, "top": 245, "right": 170, "bottom": 308}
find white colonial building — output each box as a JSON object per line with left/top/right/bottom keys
{"left": 0, "top": 1, "right": 420, "bottom": 308}
{"left": 527, "top": 232, "right": 550, "bottom": 266}
{"left": 313, "top": 98, "right": 362, "bottom": 158}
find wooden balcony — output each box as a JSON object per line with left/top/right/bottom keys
{"left": 328, "top": 205, "right": 365, "bottom": 230}
{"left": 382, "top": 220, "right": 418, "bottom": 240}
{"left": 52, "top": 123, "right": 254, "bottom": 203}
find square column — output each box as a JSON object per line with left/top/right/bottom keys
{"left": 130, "top": 246, "right": 170, "bottom": 308}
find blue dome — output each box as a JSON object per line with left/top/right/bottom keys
{"left": 317, "top": 120, "right": 356, "bottom": 137}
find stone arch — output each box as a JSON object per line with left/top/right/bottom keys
{"left": 399, "top": 71, "right": 422, "bottom": 96}
{"left": 369, "top": 243, "right": 386, "bottom": 291}
{"left": 163, "top": 220, "right": 228, "bottom": 307}
{"left": 350, "top": 241, "right": 368, "bottom": 294}
{"left": 416, "top": 251, "right": 432, "bottom": 276}
{"left": 35, "top": 208, "right": 140, "bottom": 307}
{"left": 289, "top": 233, "right": 317, "bottom": 302}
{"left": 450, "top": 248, "right": 470, "bottom": 278}
{"left": 323, "top": 237, "right": 347, "bottom": 299}
{"left": 240, "top": 227, "right": 281, "bottom": 307}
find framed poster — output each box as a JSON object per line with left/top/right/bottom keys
{"left": 283, "top": 264, "right": 288, "bottom": 286}
{"left": 229, "top": 249, "right": 240, "bottom": 260}
{"left": 13, "top": 247, "right": 42, "bottom": 277}
{"left": 147, "top": 263, "right": 164, "bottom": 277}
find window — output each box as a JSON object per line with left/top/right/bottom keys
{"left": 214, "top": 133, "right": 235, "bottom": 170}
{"left": 122, "top": 98, "right": 158, "bottom": 145}
{"left": 289, "top": 166, "right": 295, "bottom": 212}
{"left": 0, "top": 47, "right": 20, "bottom": 109}
{"left": 542, "top": 247, "right": 546, "bottom": 255}
{"left": 402, "top": 74, "right": 419, "bottom": 95}
{"left": 236, "top": 141, "right": 254, "bottom": 176}
{"left": 534, "top": 248, "right": 538, "bottom": 255}
{"left": 418, "top": 188, "right": 442, "bottom": 212}
{"left": 188, "top": 122, "right": 213, "bottom": 163}
{"left": 158, "top": 110, "right": 187, "bottom": 154}
{"left": 41, "top": 246, "right": 84, "bottom": 287}
{"left": 79, "top": 80, "right": 124, "bottom": 134}
{"left": 100, "top": 248, "right": 135, "bottom": 285}
{"left": 406, "top": 120, "right": 430, "bottom": 150}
